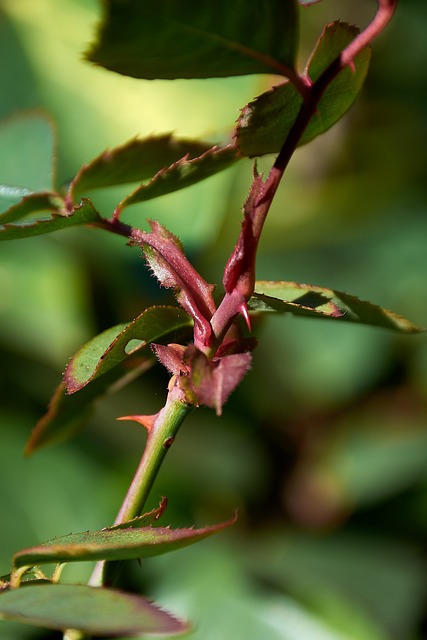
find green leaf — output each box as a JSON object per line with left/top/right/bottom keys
{"left": 300, "top": 21, "right": 372, "bottom": 146}
{"left": 0, "top": 185, "right": 33, "bottom": 212}
{"left": 0, "top": 583, "right": 188, "bottom": 636}
{"left": 249, "top": 281, "right": 424, "bottom": 333}
{"left": 86, "top": 0, "right": 298, "bottom": 79}
{"left": 0, "top": 503, "right": 168, "bottom": 585}
{"left": 107, "top": 497, "right": 168, "bottom": 530}
{"left": 235, "top": 22, "right": 371, "bottom": 156}
{"left": 13, "top": 515, "right": 236, "bottom": 567}
{"left": 0, "top": 198, "right": 102, "bottom": 241}
{"left": 27, "top": 306, "right": 192, "bottom": 454}
{"left": 64, "top": 306, "right": 193, "bottom": 393}
{"left": 0, "top": 113, "right": 55, "bottom": 213}
{"left": 117, "top": 145, "right": 238, "bottom": 213}
{"left": 249, "top": 281, "right": 343, "bottom": 319}
{"left": 68, "top": 135, "right": 218, "bottom": 202}
{"left": 0, "top": 192, "right": 63, "bottom": 224}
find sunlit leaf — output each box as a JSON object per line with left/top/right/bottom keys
{"left": 0, "top": 192, "right": 63, "bottom": 225}
{"left": 249, "top": 281, "right": 343, "bottom": 318}
{"left": 13, "top": 514, "right": 236, "bottom": 567}
{"left": 0, "top": 583, "right": 188, "bottom": 636}
{"left": 0, "top": 185, "right": 33, "bottom": 213}
{"left": 86, "top": 0, "right": 298, "bottom": 79}
{"left": 64, "top": 306, "right": 193, "bottom": 393}
{"left": 236, "top": 22, "right": 371, "bottom": 156}
{"left": 117, "top": 145, "right": 238, "bottom": 214}
{"left": 249, "top": 281, "right": 424, "bottom": 333}
{"left": 68, "top": 135, "right": 217, "bottom": 201}
{"left": 0, "top": 198, "right": 101, "bottom": 240}
{"left": 326, "top": 289, "right": 424, "bottom": 332}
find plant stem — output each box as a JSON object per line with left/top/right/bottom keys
{"left": 88, "top": 381, "right": 192, "bottom": 588}
{"left": 63, "top": 9, "right": 398, "bottom": 640}
{"left": 115, "top": 386, "right": 192, "bottom": 526}
{"left": 241, "top": 0, "right": 398, "bottom": 276}
{"left": 63, "top": 383, "right": 192, "bottom": 640}
{"left": 64, "top": 378, "right": 193, "bottom": 640}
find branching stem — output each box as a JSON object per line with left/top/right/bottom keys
{"left": 62, "top": 5, "right": 397, "bottom": 639}
{"left": 263, "top": 0, "right": 397, "bottom": 218}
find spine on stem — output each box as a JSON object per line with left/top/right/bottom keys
{"left": 88, "top": 379, "right": 192, "bottom": 589}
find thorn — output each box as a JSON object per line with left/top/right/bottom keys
{"left": 238, "top": 301, "right": 251, "bottom": 332}
{"left": 117, "top": 413, "right": 158, "bottom": 433}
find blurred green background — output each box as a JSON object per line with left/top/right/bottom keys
{"left": 1, "top": 0, "right": 427, "bottom": 638}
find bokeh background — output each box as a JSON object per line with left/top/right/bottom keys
{"left": 1, "top": 1, "right": 427, "bottom": 638}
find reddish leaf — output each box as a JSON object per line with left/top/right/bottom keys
{"left": 132, "top": 222, "right": 216, "bottom": 349}
{"left": 223, "top": 169, "right": 265, "bottom": 298}
{"left": 152, "top": 343, "right": 188, "bottom": 376}
{"left": 186, "top": 347, "right": 252, "bottom": 415}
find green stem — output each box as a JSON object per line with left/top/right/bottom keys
{"left": 63, "top": 383, "right": 192, "bottom": 640}
{"left": 115, "top": 387, "right": 192, "bottom": 525}
{"left": 88, "top": 382, "right": 192, "bottom": 588}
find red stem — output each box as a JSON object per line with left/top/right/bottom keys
{"left": 341, "top": 0, "right": 397, "bottom": 68}
{"left": 252, "top": 0, "right": 398, "bottom": 269}
{"left": 212, "top": 0, "right": 398, "bottom": 344}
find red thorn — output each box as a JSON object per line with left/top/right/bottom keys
{"left": 238, "top": 301, "right": 251, "bottom": 332}
{"left": 117, "top": 414, "right": 158, "bottom": 433}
